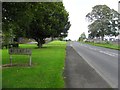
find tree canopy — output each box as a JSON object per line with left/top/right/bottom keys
{"left": 78, "top": 32, "right": 86, "bottom": 41}
{"left": 86, "top": 5, "right": 120, "bottom": 40}
{"left": 2, "top": 2, "right": 70, "bottom": 47}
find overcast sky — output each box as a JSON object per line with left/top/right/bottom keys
{"left": 63, "top": 0, "right": 119, "bottom": 40}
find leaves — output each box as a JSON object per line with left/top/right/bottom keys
{"left": 86, "top": 5, "right": 120, "bottom": 40}
{"left": 2, "top": 2, "right": 70, "bottom": 47}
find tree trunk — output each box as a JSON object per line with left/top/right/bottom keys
{"left": 51, "top": 37, "right": 54, "bottom": 41}
{"left": 37, "top": 38, "right": 42, "bottom": 48}
{"left": 35, "top": 38, "right": 45, "bottom": 48}
{"left": 101, "top": 36, "right": 104, "bottom": 41}
{"left": 37, "top": 41, "right": 42, "bottom": 48}
{"left": 101, "top": 30, "right": 104, "bottom": 41}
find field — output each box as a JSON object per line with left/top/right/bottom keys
{"left": 2, "top": 40, "right": 67, "bottom": 88}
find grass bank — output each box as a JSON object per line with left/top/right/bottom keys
{"left": 82, "top": 41, "right": 119, "bottom": 50}
{"left": 2, "top": 40, "right": 67, "bottom": 88}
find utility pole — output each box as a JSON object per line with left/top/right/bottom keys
{"left": 118, "top": 1, "right": 120, "bottom": 13}
{"left": 118, "top": 1, "right": 120, "bottom": 90}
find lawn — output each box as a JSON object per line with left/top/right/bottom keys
{"left": 2, "top": 40, "right": 67, "bottom": 88}
{"left": 82, "top": 41, "right": 119, "bottom": 50}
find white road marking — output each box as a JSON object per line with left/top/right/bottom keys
{"left": 105, "top": 52, "right": 118, "bottom": 56}
{"left": 81, "top": 45, "right": 100, "bottom": 51}
{"left": 72, "top": 43, "right": 118, "bottom": 88}
{"left": 89, "top": 47, "right": 98, "bottom": 50}
{"left": 80, "top": 44, "right": 118, "bottom": 57}
{"left": 70, "top": 44, "right": 73, "bottom": 47}
{"left": 99, "top": 51, "right": 117, "bottom": 57}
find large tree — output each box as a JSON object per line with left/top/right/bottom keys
{"left": 2, "top": 2, "right": 70, "bottom": 48}
{"left": 86, "top": 5, "right": 119, "bottom": 40}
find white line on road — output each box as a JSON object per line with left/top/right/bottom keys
{"left": 81, "top": 45, "right": 118, "bottom": 57}
{"left": 105, "top": 51, "right": 118, "bottom": 56}
{"left": 99, "top": 51, "right": 117, "bottom": 57}
{"left": 70, "top": 44, "right": 73, "bottom": 47}
{"left": 89, "top": 47, "right": 99, "bottom": 51}
{"left": 71, "top": 43, "right": 118, "bottom": 88}
{"left": 81, "top": 45, "right": 101, "bottom": 51}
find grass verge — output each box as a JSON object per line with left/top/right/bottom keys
{"left": 2, "top": 40, "right": 67, "bottom": 88}
{"left": 82, "top": 41, "right": 119, "bottom": 50}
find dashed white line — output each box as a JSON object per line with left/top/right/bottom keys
{"left": 70, "top": 44, "right": 73, "bottom": 47}
{"left": 99, "top": 51, "right": 117, "bottom": 57}
{"left": 81, "top": 45, "right": 118, "bottom": 57}
{"left": 105, "top": 52, "right": 118, "bottom": 56}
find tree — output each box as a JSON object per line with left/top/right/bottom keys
{"left": 27, "top": 3, "right": 70, "bottom": 47}
{"left": 2, "top": 2, "right": 31, "bottom": 43}
{"left": 86, "top": 5, "right": 120, "bottom": 40}
{"left": 88, "top": 20, "right": 109, "bottom": 40}
{"left": 79, "top": 32, "right": 86, "bottom": 41}
{"left": 2, "top": 2, "right": 70, "bottom": 48}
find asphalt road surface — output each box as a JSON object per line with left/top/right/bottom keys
{"left": 65, "top": 41, "right": 118, "bottom": 88}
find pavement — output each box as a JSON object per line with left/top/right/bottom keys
{"left": 64, "top": 41, "right": 118, "bottom": 88}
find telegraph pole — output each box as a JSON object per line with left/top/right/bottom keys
{"left": 118, "top": 1, "right": 120, "bottom": 13}
{"left": 118, "top": 1, "right": 120, "bottom": 90}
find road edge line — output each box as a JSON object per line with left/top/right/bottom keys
{"left": 71, "top": 45, "right": 115, "bottom": 88}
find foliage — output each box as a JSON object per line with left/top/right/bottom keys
{"left": 2, "top": 2, "right": 70, "bottom": 48}
{"left": 78, "top": 32, "right": 86, "bottom": 41}
{"left": 86, "top": 5, "right": 120, "bottom": 40}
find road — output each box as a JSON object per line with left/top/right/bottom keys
{"left": 68, "top": 41, "right": 118, "bottom": 88}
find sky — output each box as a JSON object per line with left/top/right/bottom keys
{"left": 63, "top": 0, "right": 119, "bottom": 41}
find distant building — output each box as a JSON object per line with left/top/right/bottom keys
{"left": 104, "top": 35, "right": 120, "bottom": 41}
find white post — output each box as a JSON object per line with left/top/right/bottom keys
{"left": 118, "top": 1, "right": 120, "bottom": 14}
{"left": 10, "top": 55, "right": 12, "bottom": 66}
{"left": 118, "top": 2, "right": 120, "bottom": 89}
{"left": 29, "top": 55, "right": 32, "bottom": 66}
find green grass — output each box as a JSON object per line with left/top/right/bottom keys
{"left": 82, "top": 41, "right": 120, "bottom": 50}
{"left": 2, "top": 40, "right": 67, "bottom": 88}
